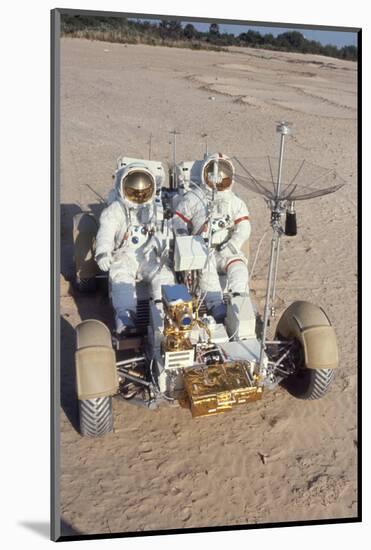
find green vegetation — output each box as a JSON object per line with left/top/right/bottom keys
{"left": 61, "top": 15, "right": 358, "bottom": 61}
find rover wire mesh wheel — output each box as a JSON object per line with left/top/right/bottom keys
{"left": 78, "top": 396, "right": 113, "bottom": 437}
{"left": 283, "top": 367, "right": 335, "bottom": 400}
{"left": 276, "top": 301, "right": 338, "bottom": 400}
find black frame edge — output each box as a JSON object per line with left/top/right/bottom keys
{"left": 56, "top": 7, "right": 361, "bottom": 34}
{"left": 51, "top": 7, "right": 61, "bottom": 543}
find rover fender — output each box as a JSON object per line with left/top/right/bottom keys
{"left": 75, "top": 320, "right": 118, "bottom": 400}
{"left": 276, "top": 301, "right": 339, "bottom": 370}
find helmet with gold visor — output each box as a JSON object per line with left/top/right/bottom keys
{"left": 120, "top": 167, "right": 155, "bottom": 206}
{"left": 202, "top": 155, "right": 234, "bottom": 192}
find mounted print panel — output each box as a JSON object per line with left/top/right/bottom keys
{"left": 51, "top": 7, "right": 360, "bottom": 541}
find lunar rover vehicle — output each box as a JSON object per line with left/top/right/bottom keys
{"left": 72, "top": 123, "right": 344, "bottom": 437}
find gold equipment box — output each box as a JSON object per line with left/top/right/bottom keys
{"left": 183, "top": 361, "right": 263, "bottom": 418}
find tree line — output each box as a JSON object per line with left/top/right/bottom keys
{"left": 61, "top": 15, "right": 357, "bottom": 61}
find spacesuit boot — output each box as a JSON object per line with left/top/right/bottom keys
{"left": 210, "top": 302, "right": 227, "bottom": 322}
{"left": 115, "top": 313, "right": 136, "bottom": 334}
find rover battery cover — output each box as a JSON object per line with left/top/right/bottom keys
{"left": 183, "top": 361, "right": 263, "bottom": 418}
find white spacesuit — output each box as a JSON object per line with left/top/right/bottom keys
{"left": 95, "top": 161, "right": 174, "bottom": 334}
{"left": 173, "top": 153, "right": 251, "bottom": 320}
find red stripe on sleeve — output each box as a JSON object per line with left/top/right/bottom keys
{"left": 225, "top": 258, "right": 245, "bottom": 270}
{"left": 234, "top": 216, "right": 250, "bottom": 225}
{"left": 175, "top": 210, "right": 190, "bottom": 224}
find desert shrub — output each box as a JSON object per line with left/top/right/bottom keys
{"left": 60, "top": 15, "right": 358, "bottom": 61}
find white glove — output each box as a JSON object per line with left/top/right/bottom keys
{"left": 96, "top": 252, "right": 112, "bottom": 272}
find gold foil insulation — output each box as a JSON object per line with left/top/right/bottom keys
{"left": 182, "top": 361, "right": 263, "bottom": 417}
{"left": 163, "top": 298, "right": 194, "bottom": 352}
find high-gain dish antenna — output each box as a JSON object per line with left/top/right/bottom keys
{"left": 232, "top": 123, "right": 345, "bottom": 372}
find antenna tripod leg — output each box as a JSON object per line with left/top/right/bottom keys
{"left": 270, "top": 233, "right": 281, "bottom": 317}
{"left": 259, "top": 230, "right": 279, "bottom": 370}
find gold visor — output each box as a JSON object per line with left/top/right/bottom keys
{"left": 203, "top": 159, "right": 233, "bottom": 191}
{"left": 122, "top": 170, "right": 155, "bottom": 204}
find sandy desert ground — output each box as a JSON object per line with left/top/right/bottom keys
{"left": 59, "top": 38, "right": 358, "bottom": 536}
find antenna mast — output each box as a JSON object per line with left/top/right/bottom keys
{"left": 201, "top": 133, "right": 208, "bottom": 157}
{"left": 147, "top": 133, "right": 153, "bottom": 160}
{"left": 169, "top": 129, "right": 181, "bottom": 189}
{"left": 259, "top": 122, "right": 291, "bottom": 372}
{"left": 230, "top": 122, "right": 345, "bottom": 377}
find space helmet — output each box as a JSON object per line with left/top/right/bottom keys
{"left": 118, "top": 165, "right": 156, "bottom": 206}
{"left": 201, "top": 153, "right": 234, "bottom": 192}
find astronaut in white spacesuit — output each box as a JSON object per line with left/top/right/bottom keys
{"left": 95, "top": 161, "right": 174, "bottom": 334}
{"left": 173, "top": 153, "right": 251, "bottom": 320}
